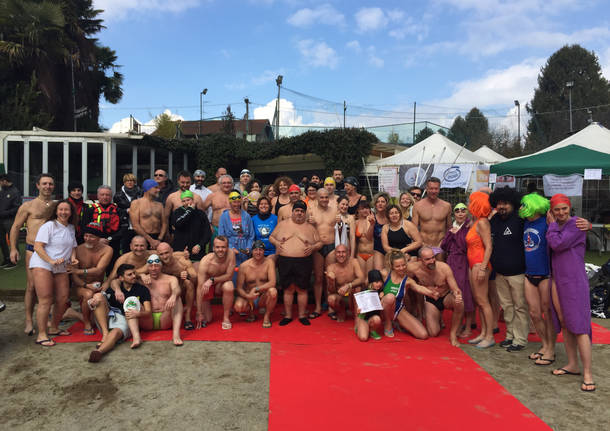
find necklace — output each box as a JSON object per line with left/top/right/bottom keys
{"left": 38, "top": 196, "right": 51, "bottom": 206}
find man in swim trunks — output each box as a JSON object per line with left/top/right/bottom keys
{"left": 70, "top": 222, "right": 114, "bottom": 335}
{"left": 102, "top": 235, "right": 151, "bottom": 290}
{"left": 277, "top": 184, "right": 303, "bottom": 221}
{"left": 234, "top": 240, "right": 277, "bottom": 327}
{"left": 411, "top": 177, "right": 452, "bottom": 254}
{"left": 130, "top": 179, "right": 166, "bottom": 249}
{"left": 270, "top": 200, "right": 322, "bottom": 326}
{"left": 308, "top": 188, "right": 339, "bottom": 318}
{"left": 325, "top": 244, "right": 365, "bottom": 322}
{"left": 202, "top": 174, "right": 233, "bottom": 236}
{"left": 407, "top": 246, "right": 464, "bottom": 346}
{"left": 195, "top": 235, "right": 235, "bottom": 329}
{"left": 154, "top": 242, "right": 197, "bottom": 330}
{"left": 87, "top": 263, "right": 152, "bottom": 362}
{"left": 9, "top": 173, "right": 57, "bottom": 334}
{"left": 138, "top": 254, "right": 184, "bottom": 346}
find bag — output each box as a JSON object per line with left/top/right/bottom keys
{"left": 590, "top": 284, "right": 609, "bottom": 319}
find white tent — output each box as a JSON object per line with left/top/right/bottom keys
{"left": 474, "top": 145, "right": 507, "bottom": 163}
{"left": 365, "top": 133, "right": 486, "bottom": 174}
{"left": 534, "top": 122, "right": 610, "bottom": 155}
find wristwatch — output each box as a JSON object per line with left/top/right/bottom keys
{"left": 210, "top": 276, "right": 215, "bottom": 283}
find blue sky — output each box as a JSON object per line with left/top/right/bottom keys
{"left": 95, "top": 0, "right": 610, "bottom": 137}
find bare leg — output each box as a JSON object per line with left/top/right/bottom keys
{"left": 49, "top": 273, "right": 70, "bottom": 334}
{"left": 263, "top": 288, "right": 277, "bottom": 325}
{"left": 32, "top": 268, "right": 54, "bottom": 344}
{"left": 171, "top": 300, "right": 184, "bottom": 346}
{"left": 24, "top": 252, "right": 35, "bottom": 334}
{"left": 127, "top": 317, "right": 142, "bottom": 348}
{"left": 381, "top": 294, "right": 396, "bottom": 334}
{"left": 77, "top": 287, "right": 94, "bottom": 332}
{"left": 327, "top": 294, "right": 345, "bottom": 322}
{"left": 296, "top": 287, "right": 308, "bottom": 319}
{"left": 576, "top": 333, "right": 594, "bottom": 389}
{"left": 396, "top": 309, "right": 428, "bottom": 339}
{"left": 469, "top": 265, "right": 494, "bottom": 347}
{"left": 221, "top": 281, "right": 234, "bottom": 326}
{"left": 312, "top": 252, "right": 324, "bottom": 315}
{"left": 283, "top": 286, "right": 295, "bottom": 319}
{"left": 182, "top": 279, "right": 194, "bottom": 324}
{"left": 525, "top": 278, "right": 548, "bottom": 357}
{"left": 355, "top": 317, "right": 370, "bottom": 341}
{"left": 373, "top": 251, "right": 384, "bottom": 271}
{"left": 424, "top": 302, "right": 441, "bottom": 337}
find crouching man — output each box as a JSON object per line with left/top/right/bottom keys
{"left": 87, "top": 263, "right": 152, "bottom": 362}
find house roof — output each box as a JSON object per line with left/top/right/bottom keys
{"left": 178, "top": 119, "right": 271, "bottom": 137}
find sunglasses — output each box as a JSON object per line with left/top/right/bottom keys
{"left": 229, "top": 196, "right": 241, "bottom": 201}
{"left": 411, "top": 193, "right": 422, "bottom": 197}
{"left": 147, "top": 258, "right": 161, "bottom": 264}
{"left": 455, "top": 208, "right": 467, "bottom": 213}
{"left": 154, "top": 173, "right": 165, "bottom": 177}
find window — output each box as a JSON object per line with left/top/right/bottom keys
{"left": 29, "top": 141, "right": 42, "bottom": 197}
{"left": 115, "top": 143, "right": 134, "bottom": 188}
{"left": 137, "top": 146, "right": 151, "bottom": 184}
{"left": 7, "top": 141, "right": 24, "bottom": 194}
{"left": 87, "top": 142, "right": 103, "bottom": 199}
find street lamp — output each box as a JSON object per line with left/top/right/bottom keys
{"left": 514, "top": 100, "right": 520, "bottom": 147}
{"left": 275, "top": 75, "right": 283, "bottom": 140}
{"left": 199, "top": 88, "right": 208, "bottom": 136}
{"left": 565, "top": 81, "right": 574, "bottom": 133}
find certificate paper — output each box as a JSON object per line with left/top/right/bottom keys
{"left": 354, "top": 290, "right": 383, "bottom": 313}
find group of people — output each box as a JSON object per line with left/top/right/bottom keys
{"left": 3, "top": 168, "right": 596, "bottom": 391}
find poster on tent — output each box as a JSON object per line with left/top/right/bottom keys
{"left": 430, "top": 164, "right": 473, "bottom": 189}
{"left": 378, "top": 167, "right": 399, "bottom": 197}
{"left": 399, "top": 164, "right": 431, "bottom": 191}
{"left": 496, "top": 175, "right": 516, "bottom": 188}
{"left": 542, "top": 174, "right": 583, "bottom": 196}
{"left": 473, "top": 164, "right": 490, "bottom": 190}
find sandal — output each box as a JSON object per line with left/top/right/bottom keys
{"left": 384, "top": 328, "right": 394, "bottom": 338}
{"left": 246, "top": 314, "right": 256, "bottom": 323}
{"left": 221, "top": 321, "right": 232, "bottom": 330}
{"left": 535, "top": 355, "right": 555, "bottom": 366}
{"left": 262, "top": 321, "right": 272, "bottom": 328}
{"left": 581, "top": 381, "right": 596, "bottom": 392}
{"left": 552, "top": 368, "right": 580, "bottom": 376}
{"left": 83, "top": 328, "right": 95, "bottom": 336}
{"left": 183, "top": 321, "right": 195, "bottom": 330}
{"left": 528, "top": 351, "right": 544, "bottom": 360}
{"left": 328, "top": 312, "right": 337, "bottom": 320}
{"left": 35, "top": 339, "right": 55, "bottom": 347}
{"left": 308, "top": 311, "right": 322, "bottom": 319}
{"left": 48, "top": 329, "right": 71, "bottom": 337}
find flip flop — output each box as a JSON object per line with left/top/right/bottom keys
{"left": 535, "top": 355, "right": 555, "bottom": 366}
{"left": 552, "top": 368, "right": 581, "bottom": 376}
{"left": 308, "top": 311, "right": 322, "bottom": 319}
{"left": 35, "top": 339, "right": 55, "bottom": 347}
{"left": 48, "top": 329, "right": 71, "bottom": 337}
{"left": 183, "top": 321, "right": 195, "bottom": 330}
{"left": 328, "top": 312, "right": 337, "bottom": 320}
{"left": 83, "top": 328, "right": 96, "bottom": 336}
{"left": 529, "top": 351, "right": 544, "bottom": 360}
{"left": 384, "top": 328, "right": 394, "bottom": 338}
{"left": 279, "top": 318, "right": 293, "bottom": 326}
{"left": 245, "top": 315, "right": 256, "bottom": 323}
{"left": 581, "top": 381, "right": 596, "bottom": 392}
{"left": 221, "top": 321, "right": 232, "bottom": 330}
{"left": 298, "top": 317, "right": 311, "bottom": 326}
{"left": 262, "top": 321, "right": 272, "bottom": 328}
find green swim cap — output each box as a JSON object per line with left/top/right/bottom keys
{"left": 454, "top": 203, "right": 467, "bottom": 211}
{"left": 180, "top": 190, "right": 194, "bottom": 200}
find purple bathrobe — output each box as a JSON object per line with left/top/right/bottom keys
{"left": 441, "top": 222, "right": 474, "bottom": 312}
{"left": 547, "top": 217, "right": 592, "bottom": 338}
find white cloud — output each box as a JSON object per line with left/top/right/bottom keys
{"left": 355, "top": 7, "right": 388, "bottom": 32}
{"left": 253, "top": 98, "right": 303, "bottom": 126}
{"left": 287, "top": 4, "right": 345, "bottom": 28}
{"left": 94, "top": 0, "right": 201, "bottom": 20}
{"left": 297, "top": 39, "right": 338, "bottom": 69}
{"left": 367, "top": 46, "right": 384, "bottom": 68}
{"left": 601, "top": 47, "right": 610, "bottom": 80}
{"left": 109, "top": 109, "right": 184, "bottom": 133}
{"left": 346, "top": 40, "right": 361, "bottom": 53}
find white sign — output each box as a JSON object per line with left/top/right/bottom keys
{"left": 430, "top": 164, "right": 473, "bottom": 189}
{"left": 543, "top": 174, "right": 583, "bottom": 196}
{"left": 473, "top": 164, "right": 490, "bottom": 190}
{"left": 584, "top": 169, "right": 602, "bottom": 180}
{"left": 354, "top": 290, "right": 383, "bottom": 314}
{"left": 496, "top": 175, "right": 516, "bottom": 188}
{"left": 378, "top": 167, "right": 399, "bottom": 197}
{"left": 488, "top": 173, "right": 497, "bottom": 184}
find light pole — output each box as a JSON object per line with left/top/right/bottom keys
{"left": 566, "top": 81, "right": 574, "bottom": 133}
{"left": 514, "top": 100, "right": 520, "bottom": 146}
{"left": 199, "top": 88, "right": 208, "bottom": 136}
{"left": 275, "top": 75, "right": 283, "bottom": 141}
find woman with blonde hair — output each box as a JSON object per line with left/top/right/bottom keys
{"left": 398, "top": 191, "right": 415, "bottom": 220}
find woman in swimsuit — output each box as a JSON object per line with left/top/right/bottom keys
{"left": 465, "top": 191, "right": 495, "bottom": 349}
{"left": 335, "top": 196, "right": 356, "bottom": 258}
{"left": 344, "top": 176, "right": 365, "bottom": 215}
{"left": 355, "top": 200, "right": 375, "bottom": 276}
{"left": 372, "top": 192, "right": 390, "bottom": 271}
{"left": 271, "top": 176, "right": 293, "bottom": 215}
{"left": 399, "top": 191, "right": 415, "bottom": 221}
{"left": 519, "top": 193, "right": 555, "bottom": 365}
{"left": 381, "top": 204, "right": 422, "bottom": 258}
{"left": 380, "top": 250, "right": 437, "bottom": 338}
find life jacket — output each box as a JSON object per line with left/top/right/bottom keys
{"left": 90, "top": 202, "right": 120, "bottom": 235}
{"left": 68, "top": 197, "right": 84, "bottom": 237}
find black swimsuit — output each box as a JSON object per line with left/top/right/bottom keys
{"left": 387, "top": 225, "right": 419, "bottom": 256}
{"left": 274, "top": 196, "right": 289, "bottom": 214}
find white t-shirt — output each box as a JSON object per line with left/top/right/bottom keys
{"left": 190, "top": 184, "right": 213, "bottom": 220}
{"left": 29, "top": 221, "right": 77, "bottom": 273}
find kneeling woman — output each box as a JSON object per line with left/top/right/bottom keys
{"left": 30, "top": 200, "right": 78, "bottom": 346}
{"left": 547, "top": 194, "right": 595, "bottom": 392}
{"left": 380, "top": 250, "right": 438, "bottom": 339}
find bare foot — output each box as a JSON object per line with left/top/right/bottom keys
{"left": 173, "top": 337, "right": 184, "bottom": 346}
{"left": 449, "top": 336, "right": 460, "bottom": 347}
{"left": 458, "top": 330, "right": 471, "bottom": 338}
{"left": 131, "top": 339, "right": 142, "bottom": 349}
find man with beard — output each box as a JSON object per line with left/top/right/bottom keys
{"left": 325, "top": 244, "right": 365, "bottom": 322}
{"left": 130, "top": 179, "right": 167, "bottom": 249}
{"left": 333, "top": 169, "right": 345, "bottom": 194}
{"left": 203, "top": 174, "right": 234, "bottom": 235}
{"left": 190, "top": 169, "right": 213, "bottom": 221}
{"left": 196, "top": 236, "right": 236, "bottom": 329}
{"left": 208, "top": 167, "right": 228, "bottom": 193}
{"left": 9, "top": 173, "right": 57, "bottom": 335}
{"left": 102, "top": 235, "right": 151, "bottom": 291}
{"left": 270, "top": 200, "right": 322, "bottom": 326}
{"left": 152, "top": 242, "right": 197, "bottom": 330}
{"left": 165, "top": 171, "right": 206, "bottom": 219}
{"left": 277, "top": 184, "right": 303, "bottom": 222}
{"left": 407, "top": 246, "right": 464, "bottom": 346}
{"left": 171, "top": 190, "right": 211, "bottom": 262}
{"left": 81, "top": 185, "right": 121, "bottom": 271}
{"left": 234, "top": 240, "right": 278, "bottom": 327}
{"left": 70, "top": 222, "right": 114, "bottom": 335}
{"left": 412, "top": 177, "right": 452, "bottom": 252}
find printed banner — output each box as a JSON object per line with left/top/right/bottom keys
{"left": 543, "top": 174, "right": 583, "bottom": 196}
{"left": 398, "top": 164, "right": 430, "bottom": 191}
{"left": 473, "top": 164, "right": 490, "bottom": 190}
{"left": 430, "top": 164, "right": 473, "bottom": 189}
{"left": 377, "top": 167, "right": 399, "bottom": 197}
{"left": 496, "top": 175, "right": 516, "bottom": 188}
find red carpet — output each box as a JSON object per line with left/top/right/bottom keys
{"left": 55, "top": 307, "right": 610, "bottom": 430}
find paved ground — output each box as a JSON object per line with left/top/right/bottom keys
{"left": 0, "top": 299, "right": 608, "bottom": 430}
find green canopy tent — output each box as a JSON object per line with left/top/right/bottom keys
{"left": 490, "top": 145, "right": 610, "bottom": 176}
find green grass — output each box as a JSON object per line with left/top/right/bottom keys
{"left": 585, "top": 251, "right": 610, "bottom": 267}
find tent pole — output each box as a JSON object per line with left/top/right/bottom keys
{"left": 362, "top": 157, "right": 374, "bottom": 198}
{"left": 451, "top": 140, "right": 468, "bottom": 166}
{"left": 415, "top": 146, "right": 426, "bottom": 186}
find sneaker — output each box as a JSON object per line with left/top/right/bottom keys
{"left": 3, "top": 262, "right": 16, "bottom": 270}
{"left": 0, "top": 260, "right": 10, "bottom": 268}
{"left": 507, "top": 344, "right": 525, "bottom": 352}
{"left": 499, "top": 339, "right": 513, "bottom": 348}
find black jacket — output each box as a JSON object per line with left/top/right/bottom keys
{"left": 171, "top": 206, "right": 211, "bottom": 260}
{"left": 114, "top": 186, "right": 142, "bottom": 229}
{"left": 0, "top": 185, "right": 22, "bottom": 219}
